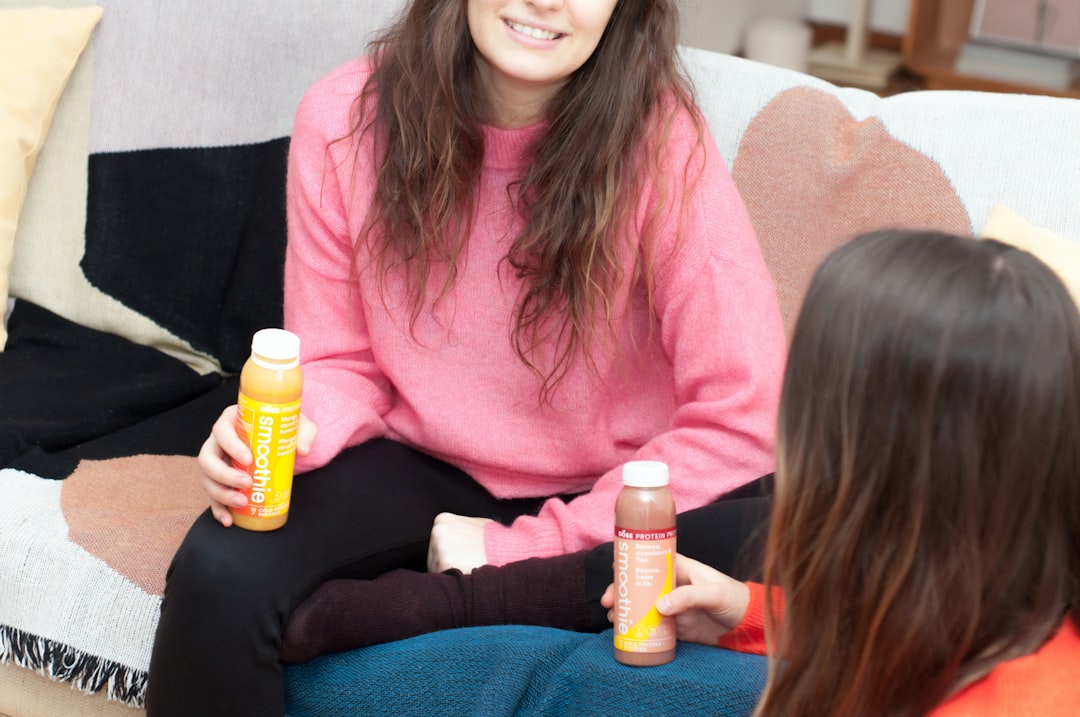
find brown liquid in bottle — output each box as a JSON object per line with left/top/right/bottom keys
{"left": 613, "top": 461, "right": 677, "bottom": 666}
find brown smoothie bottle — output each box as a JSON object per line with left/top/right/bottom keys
{"left": 613, "top": 460, "right": 677, "bottom": 666}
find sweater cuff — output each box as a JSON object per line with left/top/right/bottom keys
{"left": 716, "top": 581, "right": 770, "bottom": 655}
{"left": 293, "top": 379, "right": 385, "bottom": 472}
{"left": 483, "top": 519, "right": 567, "bottom": 567}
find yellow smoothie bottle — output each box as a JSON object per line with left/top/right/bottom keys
{"left": 230, "top": 328, "right": 303, "bottom": 531}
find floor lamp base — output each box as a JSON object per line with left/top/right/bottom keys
{"left": 808, "top": 41, "right": 902, "bottom": 89}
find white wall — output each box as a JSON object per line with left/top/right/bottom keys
{"left": 807, "top": 0, "right": 910, "bottom": 35}
{"left": 680, "top": 0, "right": 809, "bottom": 54}
{"left": 680, "top": 0, "right": 912, "bottom": 54}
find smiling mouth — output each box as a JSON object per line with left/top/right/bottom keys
{"left": 504, "top": 19, "right": 563, "bottom": 41}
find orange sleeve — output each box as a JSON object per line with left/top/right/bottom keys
{"left": 931, "top": 615, "right": 1080, "bottom": 716}
{"left": 716, "top": 581, "right": 777, "bottom": 655}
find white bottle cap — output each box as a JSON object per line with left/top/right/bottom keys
{"left": 621, "top": 460, "right": 669, "bottom": 488}
{"left": 251, "top": 328, "right": 300, "bottom": 369}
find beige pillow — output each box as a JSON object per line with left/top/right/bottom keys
{"left": 0, "top": 5, "right": 103, "bottom": 349}
{"left": 980, "top": 203, "right": 1080, "bottom": 308}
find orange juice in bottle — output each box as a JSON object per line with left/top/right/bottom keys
{"left": 231, "top": 328, "right": 302, "bottom": 531}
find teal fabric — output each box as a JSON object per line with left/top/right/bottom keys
{"left": 285, "top": 626, "right": 767, "bottom": 717}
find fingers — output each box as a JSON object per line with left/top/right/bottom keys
{"left": 210, "top": 405, "right": 250, "bottom": 465}
{"left": 427, "top": 513, "right": 492, "bottom": 573}
{"left": 296, "top": 413, "right": 317, "bottom": 456}
{"left": 197, "top": 405, "right": 253, "bottom": 527}
{"left": 199, "top": 457, "right": 249, "bottom": 506}
{"left": 600, "top": 583, "right": 616, "bottom": 624}
{"left": 600, "top": 554, "right": 725, "bottom": 624}
{"left": 198, "top": 407, "right": 316, "bottom": 528}
{"left": 656, "top": 581, "right": 727, "bottom": 616}
{"left": 198, "top": 431, "right": 252, "bottom": 490}
{"left": 209, "top": 499, "right": 235, "bottom": 528}
{"left": 656, "top": 576, "right": 751, "bottom": 633}
{"left": 673, "top": 553, "right": 725, "bottom": 585}
{"left": 199, "top": 460, "right": 248, "bottom": 528}
{"left": 426, "top": 543, "right": 441, "bottom": 574}
{"left": 432, "top": 513, "right": 493, "bottom": 528}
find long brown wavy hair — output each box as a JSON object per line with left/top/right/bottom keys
{"left": 759, "top": 230, "right": 1080, "bottom": 716}
{"left": 345, "top": 0, "right": 699, "bottom": 399}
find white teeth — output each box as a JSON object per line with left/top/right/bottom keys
{"left": 505, "top": 19, "right": 561, "bottom": 41}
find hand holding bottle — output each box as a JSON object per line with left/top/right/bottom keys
{"left": 198, "top": 405, "right": 317, "bottom": 528}
{"left": 602, "top": 554, "right": 750, "bottom": 648}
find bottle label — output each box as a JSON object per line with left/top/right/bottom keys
{"left": 613, "top": 525, "right": 677, "bottom": 654}
{"left": 233, "top": 394, "right": 301, "bottom": 519}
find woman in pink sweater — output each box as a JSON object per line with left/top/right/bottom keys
{"left": 611, "top": 230, "right": 1080, "bottom": 716}
{"left": 146, "top": 1, "right": 785, "bottom": 714}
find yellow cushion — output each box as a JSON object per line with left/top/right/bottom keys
{"left": 0, "top": 5, "right": 103, "bottom": 349}
{"left": 980, "top": 204, "right": 1080, "bottom": 308}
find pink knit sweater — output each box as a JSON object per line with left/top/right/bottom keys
{"left": 283, "top": 58, "right": 786, "bottom": 565}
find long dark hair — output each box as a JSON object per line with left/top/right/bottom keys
{"left": 759, "top": 230, "right": 1080, "bottom": 716}
{"left": 346, "top": 0, "right": 699, "bottom": 399}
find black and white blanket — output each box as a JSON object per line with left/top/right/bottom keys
{"left": 0, "top": 0, "right": 405, "bottom": 705}
{"left": 1, "top": 304, "right": 232, "bottom": 703}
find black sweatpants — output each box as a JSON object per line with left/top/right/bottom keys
{"left": 145, "top": 439, "right": 771, "bottom": 716}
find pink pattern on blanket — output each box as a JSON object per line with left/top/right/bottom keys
{"left": 733, "top": 87, "right": 971, "bottom": 337}
{"left": 60, "top": 455, "right": 207, "bottom": 596}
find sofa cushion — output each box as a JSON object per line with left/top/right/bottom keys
{"left": 0, "top": 659, "right": 137, "bottom": 717}
{"left": 730, "top": 86, "right": 971, "bottom": 334}
{"left": 0, "top": 5, "right": 102, "bottom": 350}
{"left": 685, "top": 48, "right": 1080, "bottom": 337}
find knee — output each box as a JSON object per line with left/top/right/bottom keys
{"left": 162, "top": 524, "right": 276, "bottom": 621}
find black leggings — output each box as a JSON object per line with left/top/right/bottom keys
{"left": 146, "top": 439, "right": 771, "bottom": 716}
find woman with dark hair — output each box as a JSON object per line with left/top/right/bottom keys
{"left": 146, "top": 1, "right": 785, "bottom": 714}
{"left": 619, "top": 230, "right": 1080, "bottom": 716}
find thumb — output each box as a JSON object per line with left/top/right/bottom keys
{"left": 656, "top": 583, "right": 713, "bottom": 617}
{"left": 656, "top": 580, "right": 751, "bottom": 632}
{"left": 296, "top": 414, "right": 318, "bottom": 456}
